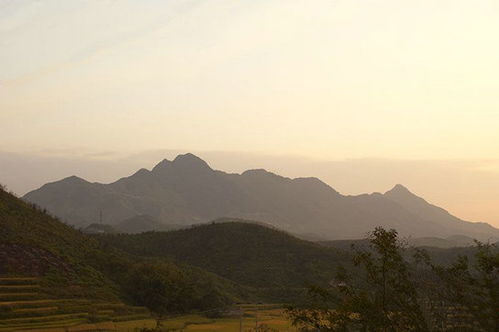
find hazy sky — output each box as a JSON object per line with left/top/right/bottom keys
{"left": 1, "top": 1, "right": 498, "bottom": 226}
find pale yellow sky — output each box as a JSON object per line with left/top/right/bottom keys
{"left": 0, "top": 1, "right": 498, "bottom": 225}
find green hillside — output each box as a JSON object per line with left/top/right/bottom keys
{"left": 0, "top": 187, "right": 249, "bottom": 330}
{"left": 0, "top": 186, "right": 120, "bottom": 300}
{"left": 96, "top": 219, "right": 350, "bottom": 294}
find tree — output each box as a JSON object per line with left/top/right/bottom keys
{"left": 417, "top": 241, "right": 498, "bottom": 331}
{"left": 125, "top": 263, "right": 194, "bottom": 328}
{"left": 287, "top": 227, "right": 429, "bottom": 332}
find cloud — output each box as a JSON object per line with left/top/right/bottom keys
{"left": 0, "top": 0, "right": 203, "bottom": 82}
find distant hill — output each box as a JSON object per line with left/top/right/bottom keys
{"left": 83, "top": 216, "right": 181, "bottom": 234}
{"left": 96, "top": 219, "right": 351, "bottom": 291}
{"left": 317, "top": 235, "right": 495, "bottom": 268}
{"left": 116, "top": 215, "right": 181, "bottom": 234}
{"left": 408, "top": 235, "right": 475, "bottom": 248}
{"left": 83, "top": 223, "right": 118, "bottom": 234}
{"left": 23, "top": 153, "right": 499, "bottom": 240}
{"left": 320, "top": 234, "right": 477, "bottom": 249}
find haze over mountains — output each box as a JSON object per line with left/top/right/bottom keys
{"left": 23, "top": 153, "right": 499, "bottom": 241}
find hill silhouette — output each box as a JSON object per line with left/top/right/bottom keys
{"left": 23, "top": 153, "right": 499, "bottom": 241}
{"left": 83, "top": 223, "right": 118, "bottom": 234}
{"left": 116, "top": 215, "right": 181, "bottom": 234}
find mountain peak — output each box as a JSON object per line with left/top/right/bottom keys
{"left": 242, "top": 169, "right": 273, "bottom": 176}
{"left": 133, "top": 168, "right": 150, "bottom": 176}
{"left": 151, "top": 158, "right": 172, "bottom": 172}
{"left": 152, "top": 154, "right": 212, "bottom": 173}
{"left": 172, "top": 153, "right": 211, "bottom": 170}
{"left": 385, "top": 184, "right": 413, "bottom": 196}
{"left": 60, "top": 175, "right": 88, "bottom": 184}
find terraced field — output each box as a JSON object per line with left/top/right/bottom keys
{"left": 0, "top": 277, "right": 298, "bottom": 331}
{"left": 0, "top": 277, "right": 150, "bottom": 331}
{"left": 114, "top": 305, "right": 299, "bottom": 331}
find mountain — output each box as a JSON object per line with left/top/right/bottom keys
{"left": 94, "top": 220, "right": 350, "bottom": 293}
{"left": 23, "top": 153, "right": 499, "bottom": 240}
{"left": 384, "top": 184, "right": 496, "bottom": 241}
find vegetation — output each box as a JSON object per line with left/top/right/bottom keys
{"left": 288, "top": 228, "right": 429, "bottom": 331}
{"left": 120, "top": 305, "right": 297, "bottom": 332}
{"left": 0, "top": 187, "right": 247, "bottom": 330}
{"left": 0, "top": 304, "right": 297, "bottom": 331}
{"left": 416, "top": 241, "right": 498, "bottom": 331}
{"left": 95, "top": 220, "right": 351, "bottom": 300}
{"left": 0, "top": 277, "right": 150, "bottom": 331}
{"left": 0, "top": 185, "right": 118, "bottom": 300}
{"left": 125, "top": 262, "right": 234, "bottom": 328}
{"left": 287, "top": 227, "right": 498, "bottom": 331}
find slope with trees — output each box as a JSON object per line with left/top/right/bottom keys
{"left": 95, "top": 220, "right": 351, "bottom": 301}
{"left": 0, "top": 186, "right": 249, "bottom": 330}
{"left": 287, "top": 227, "right": 498, "bottom": 331}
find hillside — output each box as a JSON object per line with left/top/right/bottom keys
{"left": 0, "top": 186, "right": 152, "bottom": 330}
{"left": 0, "top": 187, "right": 249, "bottom": 330}
{"left": 96, "top": 220, "right": 350, "bottom": 292}
{"left": 23, "top": 154, "right": 499, "bottom": 241}
{"left": 0, "top": 186, "right": 118, "bottom": 300}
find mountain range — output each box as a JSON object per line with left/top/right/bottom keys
{"left": 23, "top": 153, "right": 499, "bottom": 241}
